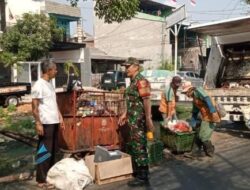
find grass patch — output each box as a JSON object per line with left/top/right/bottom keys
{"left": 8, "top": 118, "right": 35, "bottom": 136}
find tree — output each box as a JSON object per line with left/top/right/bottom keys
{"left": 63, "top": 60, "right": 80, "bottom": 86}
{"left": 246, "top": 0, "right": 250, "bottom": 4}
{"left": 158, "top": 60, "right": 174, "bottom": 71}
{"left": 68, "top": 0, "right": 140, "bottom": 23}
{"left": 0, "top": 13, "right": 63, "bottom": 66}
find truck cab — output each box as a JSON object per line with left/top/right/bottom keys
{"left": 100, "top": 71, "right": 126, "bottom": 91}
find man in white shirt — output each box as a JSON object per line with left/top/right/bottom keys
{"left": 32, "top": 59, "right": 65, "bottom": 188}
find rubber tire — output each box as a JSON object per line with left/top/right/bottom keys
{"left": 5, "top": 96, "right": 19, "bottom": 107}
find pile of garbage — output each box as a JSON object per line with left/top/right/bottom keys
{"left": 162, "top": 120, "right": 192, "bottom": 133}
{"left": 76, "top": 91, "right": 125, "bottom": 117}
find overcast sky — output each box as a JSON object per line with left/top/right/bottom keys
{"left": 52, "top": 0, "right": 250, "bottom": 35}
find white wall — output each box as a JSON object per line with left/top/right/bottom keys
{"left": 50, "top": 49, "right": 85, "bottom": 63}
{"left": 94, "top": 15, "right": 172, "bottom": 69}
{"left": 6, "top": 0, "right": 44, "bottom": 26}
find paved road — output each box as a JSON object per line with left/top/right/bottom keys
{"left": 1, "top": 127, "right": 250, "bottom": 190}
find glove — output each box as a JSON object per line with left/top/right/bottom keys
{"left": 204, "top": 97, "right": 216, "bottom": 113}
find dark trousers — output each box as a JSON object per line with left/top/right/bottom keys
{"left": 36, "top": 124, "right": 59, "bottom": 183}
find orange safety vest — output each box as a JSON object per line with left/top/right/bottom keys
{"left": 193, "top": 97, "right": 221, "bottom": 123}
{"left": 159, "top": 92, "right": 176, "bottom": 117}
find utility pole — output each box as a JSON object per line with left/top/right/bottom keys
{"left": 165, "top": 5, "right": 186, "bottom": 75}
{"left": 170, "top": 24, "right": 181, "bottom": 75}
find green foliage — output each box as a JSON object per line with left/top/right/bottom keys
{"left": 246, "top": 0, "right": 250, "bottom": 4}
{"left": 68, "top": 0, "right": 139, "bottom": 23}
{"left": 7, "top": 104, "right": 17, "bottom": 112}
{"left": 64, "top": 60, "right": 80, "bottom": 77}
{"left": 0, "top": 13, "right": 63, "bottom": 65}
{"left": 9, "top": 118, "right": 35, "bottom": 136}
{"left": 0, "top": 106, "right": 6, "bottom": 118}
{"left": 0, "top": 107, "right": 12, "bottom": 128}
{"left": 158, "top": 60, "right": 174, "bottom": 71}
{"left": 64, "top": 60, "right": 80, "bottom": 85}
{"left": 0, "top": 106, "right": 34, "bottom": 135}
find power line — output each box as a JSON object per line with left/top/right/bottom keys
{"left": 227, "top": 0, "right": 243, "bottom": 18}
{"left": 222, "top": 0, "right": 237, "bottom": 11}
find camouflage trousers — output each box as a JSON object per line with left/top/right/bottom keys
{"left": 126, "top": 124, "right": 149, "bottom": 167}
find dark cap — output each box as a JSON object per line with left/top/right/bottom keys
{"left": 172, "top": 76, "right": 182, "bottom": 85}
{"left": 121, "top": 57, "right": 140, "bottom": 67}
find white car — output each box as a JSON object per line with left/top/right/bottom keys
{"left": 141, "top": 70, "right": 175, "bottom": 105}
{"left": 177, "top": 71, "right": 204, "bottom": 87}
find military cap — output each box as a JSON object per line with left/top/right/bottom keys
{"left": 121, "top": 57, "right": 140, "bottom": 67}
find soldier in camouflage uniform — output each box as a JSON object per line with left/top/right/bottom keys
{"left": 118, "top": 57, "right": 154, "bottom": 187}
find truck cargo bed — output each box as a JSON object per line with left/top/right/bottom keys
{"left": 206, "top": 88, "right": 250, "bottom": 97}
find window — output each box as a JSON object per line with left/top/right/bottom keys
{"left": 117, "top": 72, "right": 123, "bottom": 80}
{"left": 194, "top": 73, "right": 200, "bottom": 78}
{"left": 177, "top": 72, "right": 184, "bottom": 77}
{"left": 186, "top": 72, "right": 192, "bottom": 77}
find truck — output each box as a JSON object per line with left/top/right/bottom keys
{"left": 0, "top": 82, "right": 31, "bottom": 107}
{"left": 189, "top": 15, "right": 250, "bottom": 129}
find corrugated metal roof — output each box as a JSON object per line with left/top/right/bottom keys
{"left": 45, "top": 0, "right": 81, "bottom": 18}
{"left": 188, "top": 15, "right": 250, "bottom": 36}
{"left": 90, "top": 48, "right": 149, "bottom": 62}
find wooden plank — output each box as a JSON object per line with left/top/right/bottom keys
{"left": 95, "top": 173, "right": 132, "bottom": 185}
{"left": 0, "top": 86, "right": 27, "bottom": 93}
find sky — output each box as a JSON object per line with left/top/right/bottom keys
{"left": 52, "top": 0, "right": 250, "bottom": 35}
{"left": 176, "top": 0, "right": 250, "bottom": 23}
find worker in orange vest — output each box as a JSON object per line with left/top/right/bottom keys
{"left": 182, "top": 81, "right": 221, "bottom": 157}
{"left": 159, "top": 76, "right": 182, "bottom": 124}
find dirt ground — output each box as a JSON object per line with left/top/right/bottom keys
{"left": 16, "top": 103, "right": 32, "bottom": 114}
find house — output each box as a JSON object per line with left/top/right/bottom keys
{"left": 0, "top": 0, "right": 144, "bottom": 88}
{"left": 0, "top": 0, "right": 86, "bottom": 87}
{"left": 94, "top": 0, "right": 176, "bottom": 69}
{"left": 170, "top": 22, "right": 208, "bottom": 76}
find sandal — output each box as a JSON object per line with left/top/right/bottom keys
{"left": 37, "top": 183, "right": 46, "bottom": 189}
{"left": 46, "top": 184, "right": 55, "bottom": 189}
{"left": 37, "top": 183, "right": 55, "bottom": 189}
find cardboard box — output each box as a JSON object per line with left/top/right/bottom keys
{"left": 85, "top": 152, "right": 133, "bottom": 185}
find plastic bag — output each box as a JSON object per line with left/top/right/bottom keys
{"left": 47, "top": 158, "right": 93, "bottom": 190}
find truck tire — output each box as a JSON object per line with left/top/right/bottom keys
{"left": 5, "top": 96, "right": 19, "bottom": 107}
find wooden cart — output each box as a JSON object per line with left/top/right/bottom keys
{"left": 57, "top": 90, "right": 126, "bottom": 153}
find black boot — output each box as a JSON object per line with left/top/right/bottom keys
{"left": 184, "top": 137, "right": 204, "bottom": 158}
{"left": 203, "top": 141, "right": 215, "bottom": 157}
{"left": 192, "top": 138, "right": 206, "bottom": 156}
{"left": 128, "top": 166, "right": 150, "bottom": 187}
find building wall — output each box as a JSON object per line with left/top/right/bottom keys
{"left": 50, "top": 49, "right": 84, "bottom": 63}
{"left": 94, "top": 13, "right": 172, "bottom": 69}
